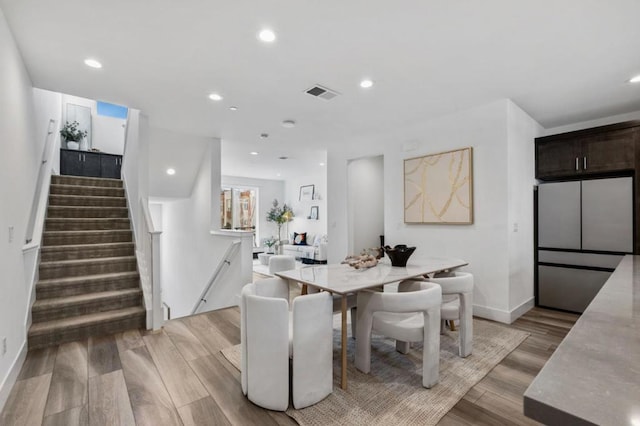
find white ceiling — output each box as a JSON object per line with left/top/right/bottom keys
{"left": 2, "top": 0, "right": 640, "bottom": 183}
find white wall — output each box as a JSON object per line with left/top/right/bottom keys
{"left": 284, "top": 171, "right": 328, "bottom": 242}
{"left": 328, "top": 100, "right": 539, "bottom": 322}
{"left": 157, "top": 140, "right": 251, "bottom": 318}
{"left": 61, "top": 94, "right": 126, "bottom": 154}
{"left": 33, "top": 89, "right": 62, "bottom": 174}
{"left": 93, "top": 114, "right": 126, "bottom": 154}
{"left": 0, "top": 8, "right": 39, "bottom": 411}
{"left": 347, "top": 155, "right": 384, "bottom": 254}
{"left": 148, "top": 127, "right": 211, "bottom": 198}
{"left": 221, "top": 175, "right": 285, "bottom": 243}
{"left": 507, "top": 100, "right": 544, "bottom": 320}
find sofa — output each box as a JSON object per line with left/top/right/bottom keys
{"left": 281, "top": 232, "right": 327, "bottom": 264}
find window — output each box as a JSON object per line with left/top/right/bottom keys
{"left": 97, "top": 101, "right": 128, "bottom": 119}
{"left": 220, "top": 187, "right": 259, "bottom": 244}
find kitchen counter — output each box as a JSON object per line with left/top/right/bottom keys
{"left": 524, "top": 255, "right": 640, "bottom": 425}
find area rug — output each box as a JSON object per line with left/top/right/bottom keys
{"left": 221, "top": 318, "right": 528, "bottom": 425}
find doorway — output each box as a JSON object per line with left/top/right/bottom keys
{"left": 347, "top": 155, "right": 384, "bottom": 254}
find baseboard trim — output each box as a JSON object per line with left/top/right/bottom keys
{"left": 473, "top": 297, "right": 535, "bottom": 324}
{"left": 0, "top": 339, "right": 28, "bottom": 414}
{"left": 473, "top": 305, "right": 511, "bottom": 324}
{"left": 510, "top": 297, "right": 535, "bottom": 323}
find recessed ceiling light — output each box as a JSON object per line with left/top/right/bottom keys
{"left": 229, "top": 106, "right": 238, "bottom": 111}
{"left": 360, "top": 79, "right": 374, "bottom": 88}
{"left": 84, "top": 59, "right": 102, "bottom": 69}
{"left": 208, "top": 93, "right": 223, "bottom": 101}
{"left": 166, "top": 168, "right": 176, "bottom": 175}
{"left": 276, "top": 173, "right": 281, "bottom": 177}
{"left": 282, "top": 120, "right": 296, "bottom": 128}
{"left": 250, "top": 151, "right": 259, "bottom": 155}
{"left": 258, "top": 29, "right": 276, "bottom": 43}
{"left": 319, "top": 162, "right": 325, "bottom": 166}
{"left": 630, "top": 74, "right": 640, "bottom": 83}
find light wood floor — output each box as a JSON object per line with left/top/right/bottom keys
{"left": 1, "top": 279, "right": 578, "bottom": 425}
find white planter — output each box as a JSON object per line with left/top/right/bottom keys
{"left": 67, "top": 141, "right": 80, "bottom": 150}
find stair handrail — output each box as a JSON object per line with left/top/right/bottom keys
{"left": 23, "top": 118, "right": 59, "bottom": 329}
{"left": 139, "top": 198, "right": 163, "bottom": 330}
{"left": 191, "top": 240, "right": 242, "bottom": 315}
{"left": 25, "top": 118, "right": 58, "bottom": 246}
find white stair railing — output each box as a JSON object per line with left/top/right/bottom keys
{"left": 139, "top": 198, "right": 163, "bottom": 330}
{"left": 191, "top": 240, "right": 242, "bottom": 315}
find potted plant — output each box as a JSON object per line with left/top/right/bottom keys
{"left": 60, "top": 121, "right": 87, "bottom": 150}
{"left": 266, "top": 199, "right": 294, "bottom": 244}
{"left": 264, "top": 237, "right": 277, "bottom": 254}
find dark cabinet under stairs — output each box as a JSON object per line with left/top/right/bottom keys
{"left": 60, "top": 148, "right": 122, "bottom": 179}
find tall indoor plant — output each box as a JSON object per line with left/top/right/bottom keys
{"left": 266, "top": 199, "right": 294, "bottom": 244}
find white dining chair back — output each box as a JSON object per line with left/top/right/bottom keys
{"left": 241, "top": 277, "right": 333, "bottom": 410}
{"left": 426, "top": 271, "right": 474, "bottom": 357}
{"left": 268, "top": 255, "right": 296, "bottom": 275}
{"left": 355, "top": 281, "right": 442, "bottom": 388}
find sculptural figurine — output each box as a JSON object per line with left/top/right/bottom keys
{"left": 341, "top": 253, "right": 378, "bottom": 269}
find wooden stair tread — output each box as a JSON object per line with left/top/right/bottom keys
{"left": 47, "top": 205, "right": 127, "bottom": 210}
{"left": 45, "top": 217, "right": 130, "bottom": 222}
{"left": 32, "top": 288, "right": 142, "bottom": 310}
{"left": 50, "top": 183, "right": 124, "bottom": 191}
{"left": 39, "top": 256, "right": 136, "bottom": 267}
{"left": 41, "top": 242, "right": 134, "bottom": 251}
{"left": 28, "top": 307, "right": 145, "bottom": 336}
{"left": 53, "top": 175, "right": 122, "bottom": 184}
{"left": 38, "top": 271, "right": 139, "bottom": 287}
{"left": 43, "top": 229, "right": 131, "bottom": 235}
{"left": 49, "top": 194, "right": 125, "bottom": 201}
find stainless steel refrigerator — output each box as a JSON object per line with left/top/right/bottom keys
{"left": 535, "top": 177, "right": 633, "bottom": 313}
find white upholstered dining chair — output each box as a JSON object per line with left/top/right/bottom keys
{"left": 425, "top": 271, "right": 474, "bottom": 357}
{"left": 240, "top": 277, "right": 333, "bottom": 410}
{"left": 306, "top": 286, "right": 358, "bottom": 338}
{"left": 268, "top": 254, "right": 296, "bottom": 275}
{"left": 355, "top": 281, "right": 442, "bottom": 388}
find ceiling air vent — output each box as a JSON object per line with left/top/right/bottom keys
{"left": 305, "top": 84, "right": 340, "bottom": 101}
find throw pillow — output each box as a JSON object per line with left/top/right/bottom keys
{"left": 293, "top": 232, "right": 307, "bottom": 245}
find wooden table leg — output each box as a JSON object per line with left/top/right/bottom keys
{"left": 341, "top": 295, "right": 348, "bottom": 390}
{"left": 301, "top": 284, "right": 308, "bottom": 295}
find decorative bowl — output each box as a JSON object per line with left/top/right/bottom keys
{"left": 383, "top": 245, "right": 416, "bottom": 267}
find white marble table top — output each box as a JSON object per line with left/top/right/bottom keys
{"left": 275, "top": 257, "right": 468, "bottom": 295}
{"left": 524, "top": 255, "right": 640, "bottom": 426}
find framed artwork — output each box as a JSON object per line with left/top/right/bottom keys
{"left": 404, "top": 147, "right": 473, "bottom": 224}
{"left": 299, "top": 184, "right": 315, "bottom": 201}
{"left": 309, "top": 206, "right": 319, "bottom": 220}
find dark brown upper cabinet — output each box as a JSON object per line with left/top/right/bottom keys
{"left": 535, "top": 121, "right": 640, "bottom": 180}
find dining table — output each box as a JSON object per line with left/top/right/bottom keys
{"left": 275, "top": 257, "right": 468, "bottom": 390}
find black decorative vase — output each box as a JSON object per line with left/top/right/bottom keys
{"left": 383, "top": 245, "right": 416, "bottom": 267}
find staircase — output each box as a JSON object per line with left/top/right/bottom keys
{"left": 28, "top": 175, "right": 145, "bottom": 349}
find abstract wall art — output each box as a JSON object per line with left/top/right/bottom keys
{"left": 404, "top": 147, "right": 473, "bottom": 224}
